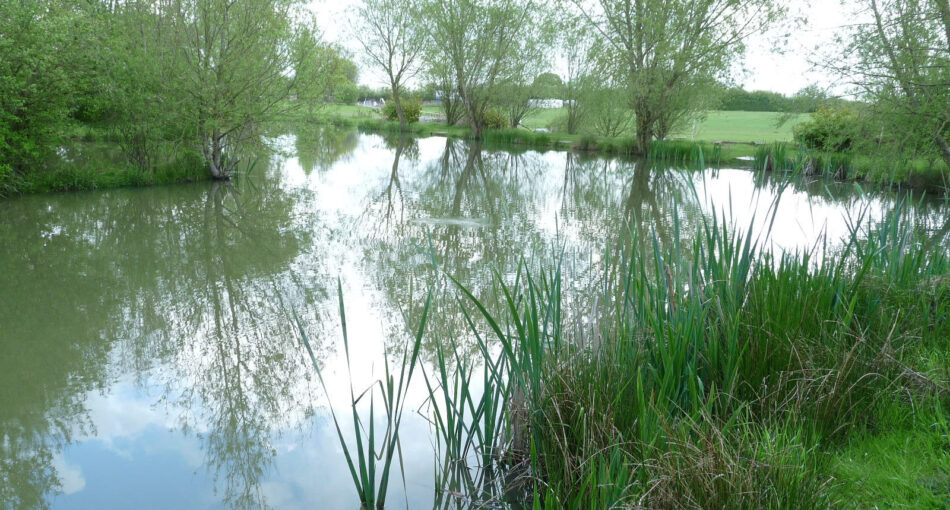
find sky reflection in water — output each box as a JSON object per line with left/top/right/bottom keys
{"left": 1, "top": 129, "right": 946, "bottom": 509}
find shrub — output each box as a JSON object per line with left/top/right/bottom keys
{"left": 481, "top": 109, "right": 507, "bottom": 130}
{"left": 382, "top": 97, "right": 422, "bottom": 124}
{"left": 793, "top": 106, "right": 860, "bottom": 152}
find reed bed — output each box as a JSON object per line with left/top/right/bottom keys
{"left": 648, "top": 140, "right": 723, "bottom": 167}
{"left": 423, "top": 202, "right": 950, "bottom": 508}
{"left": 302, "top": 200, "right": 949, "bottom": 508}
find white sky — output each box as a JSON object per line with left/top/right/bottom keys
{"left": 307, "top": 0, "right": 857, "bottom": 96}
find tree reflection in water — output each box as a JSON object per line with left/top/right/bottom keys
{"left": 1, "top": 129, "right": 947, "bottom": 509}
{"left": 0, "top": 156, "right": 330, "bottom": 509}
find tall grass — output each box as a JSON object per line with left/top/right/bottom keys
{"left": 481, "top": 129, "right": 553, "bottom": 149}
{"left": 296, "top": 193, "right": 948, "bottom": 508}
{"left": 296, "top": 280, "right": 431, "bottom": 510}
{"left": 648, "top": 140, "right": 723, "bottom": 167}
{"left": 754, "top": 142, "right": 854, "bottom": 180}
{"left": 753, "top": 142, "right": 950, "bottom": 192}
{"left": 421, "top": 200, "right": 949, "bottom": 508}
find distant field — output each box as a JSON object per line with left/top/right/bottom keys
{"left": 325, "top": 104, "right": 811, "bottom": 144}
{"left": 323, "top": 104, "right": 379, "bottom": 117}
{"left": 672, "top": 111, "right": 809, "bottom": 144}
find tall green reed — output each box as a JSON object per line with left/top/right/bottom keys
{"left": 296, "top": 279, "right": 431, "bottom": 510}
{"left": 422, "top": 196, "right": 948, "bottom": 508}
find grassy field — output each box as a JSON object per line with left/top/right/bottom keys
{"left": 671, "top": 110, "right": 809, "bottom": 143}
{"left": 326, "top": 104, "right": 809, "bottom": 144}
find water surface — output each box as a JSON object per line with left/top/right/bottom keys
{"left": 1, "top": 130, "right": 947, "bottom": 509}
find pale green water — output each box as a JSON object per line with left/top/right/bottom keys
{"left": 1, "top": 129, "right": 948, "bottom": 509}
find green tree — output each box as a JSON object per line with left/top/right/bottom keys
{"left": 350, "top": 0, "right": 427, "bottom": 129}
{"left": 831, "top": 0, "right": 950, "bottom": 167}
{"left": 568, "top": 0, "right": 786, "bottom": 153}
{"left": 583, "top": 82, "right": 634, "bottom": 137}
{"left": 169, "top": 0, "right": 318, "bottom": 179}
{"left": 557, "top": 16, "right": 598, "bottom": 134}
{"left": 296, "top": 38, "right": 360, "bottom": 111}
{"left": 494, "top": 79, "right": 539, "bottom": 128}
{"left": 532, "top": 72, "right": 564, "bottom": 99}
{"left": 0, "top": 0, "right": 82, "bottom": 194}
{"left": 425, "top": 59, "right": 465, "bottom": 126}
{"left": 423, "top": 0, "right": 547, "bottom": 138}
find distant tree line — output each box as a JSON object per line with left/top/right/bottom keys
{"left": 717, "top": 86, "right": 852, "bottom": 113}
{"left": 349, "top": 0, "right": 788, "bottom": 150}
{"left": 3, "top": 0, "right": 948, "bottom": 192}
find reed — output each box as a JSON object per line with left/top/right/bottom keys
{"left": 648, "top": 140, "right": 722, "bottom": 166}
{"left": 296, "top": 279, "right": 431, "bottom": 510}
{"left": 422, "top": 199, "right": 949, "bottom": 508}
{"left": 300, "top": 195, "right": 948, "bottom": 508}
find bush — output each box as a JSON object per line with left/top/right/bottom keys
{"left": 793, "top": 106, "right": 860, "bottom": 152}
{"left": 481, "top": 109, "right": 506, "bottom": 130}
{"left": 382, "top": 97, "right": 422, "bottom": 124}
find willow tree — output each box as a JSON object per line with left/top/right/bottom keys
{"left": 832, "top": 0, "right": 950, "bottom": 168}
{"left": 350, "top": 0, "right": 427, "bottom": 129}
{"left": 423, "top": 0, "right": 547, "bottom": 139}
{"left": 568, "top": 0, "right": 785, "bottom": 153}
{"left": 170, "top": 0, "right": 316, "bottom": 179}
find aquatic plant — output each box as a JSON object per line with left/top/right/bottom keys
{"left": 422, "top": 199, "right": 949, "bottom": 508}
{"left": 296, "top": 280, "right": 431, "bottom": 510}
{"left": 649, "top": 140, "right": 722, "bottom": 167}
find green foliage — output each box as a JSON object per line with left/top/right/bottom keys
{"left": 720, "top": 88, "right": 793, "bottom": 112}
{"left": 531, "top": 72, "right": 564, "bottom": 99}
{"left": 481, "top": 109, "right": 507, "bottom": 130}
{"left": 421, "top": 0, "right": 549, "bottom": 138}
{"left": 382, "top": 97, "right": 422, "bottom": 124}
{"left": 570, "top": 0, "right": 787, "bottom": 153}
{"left": 793, "top": 106, "right": 861, "bottom": 152}
{"left": 835, "top": 0, "right": 950, "bottom": 170}
{"left": 0, "top": 0, "right": 80, "bottom": 194}
{"left": 582, "top": 85, "right": 633, "bottom": 138}
{"left": 0, "top": 0, "right": 342, "bottom": 194}
{"left": 718, "top": 86, "right": 844, "bottom": 113}
{"left": 333, "top": 81, "right": 360, "bottom": 104}
{"left": 419, "top": 200, "right": 950, "bottom": 508}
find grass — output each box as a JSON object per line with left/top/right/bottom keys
{"left": 671, "top": 111, "right": 809, "bottom": 144}
{"left": 648, "top": 140, "right": 723, "bottom": 166}
{"left": 833, "top": 402, "right": 950, "bottom": 509}
{"left": 408, "top": 197, "right": 950, "bottom": 508}
{"left": 1, "top": 147, "right": 207, "bottom": 197}
{"left": 0, "top": 124, "right": 210, "bottom": 197}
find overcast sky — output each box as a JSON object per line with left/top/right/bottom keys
{"left": 307, "top": 0, "right": 857, "bottom": 96}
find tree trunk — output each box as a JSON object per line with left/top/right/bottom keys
{"left": 634, "top": 109, "right": 653, "bottom": 155}
{"left": 463, "top": 94, "right": 482, "bottom": 140}
{"left": 935, "top": 132, "right": 950, "bottom": 171}
{"left": 204, "top": 132, "right": 231, "bottom": 181}
{"left": 391, "top": 83, "right": 406, "bottom": 130}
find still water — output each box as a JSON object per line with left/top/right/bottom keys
{"left": 1, "top": 129, "right": 947, "bottom": 509}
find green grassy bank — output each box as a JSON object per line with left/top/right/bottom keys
{"left": 326, "top": 105, "right": 807, "bottom": 144}
{"left": 319, "top": 107, "right": 948, "bottom": 192}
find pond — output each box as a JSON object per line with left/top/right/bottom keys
{"left": 1, "top": 129, "right": 948, "bottom": 509}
